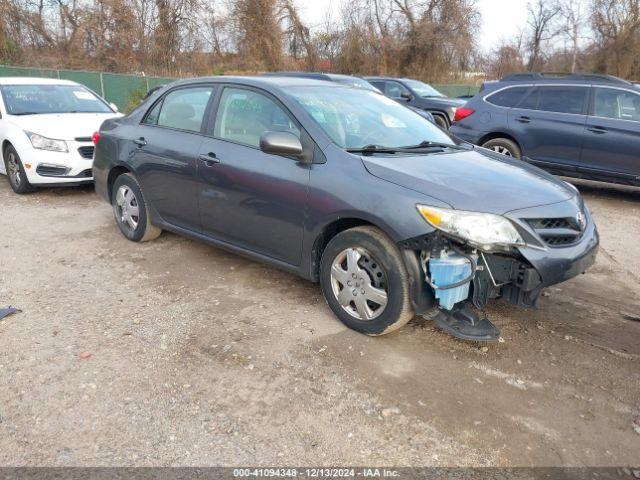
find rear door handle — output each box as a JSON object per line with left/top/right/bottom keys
{"left": 133, "top": 137, "right": 147, "bottom": 147}
{"left": 198, "top": 152, "right": 220, "bottom": 166}
{"left": 515, "top": 116, "right": 531, "bottom": 123}
{"left": 587, "top": 126, "right": 607, "bottom": 134}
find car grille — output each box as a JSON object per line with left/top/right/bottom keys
{"left": 78, "top": 146, "right": 95, "bottom": 159}
{"left": 527, "top": 217, "right": 584, "bottom": 247}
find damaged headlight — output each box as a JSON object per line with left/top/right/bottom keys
{"left": 26, "top": 132, "right": 68, "bottom": 153}
{"left": 417, "top": 205, "right": 525, "bottom": 250}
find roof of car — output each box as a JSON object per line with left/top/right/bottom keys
{"left": 262, "top": 72, "right": 331, "bottom": 81}
{"left": 0, "top": 77, "right": 80, "bottom": 86}
{"left": 499, "top": 72, "right": 634, "bottom": 87}
{"left": 169, "top": 75, "right": 348, "bottom": 90}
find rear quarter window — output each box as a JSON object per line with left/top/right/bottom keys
{"left": 485, "top": 86, "right": 530, "bottom": 107}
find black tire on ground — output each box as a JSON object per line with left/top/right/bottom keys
{"left": 3, "top": 145, "right": 34, "bottom": 194}
{"left": 319, "top": 226, "right": 414, "bottom": 336}
{"left": 482, "top": 138, "right": 522, "bottom": 159}
{"left": 432, "top": 114, "right": 449, "bottom": 129}
{"left": 111, "top": 173, "right": 162, "bottom": 242}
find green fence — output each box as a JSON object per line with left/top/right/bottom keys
{"left": 433, "top": 84, "right": 481, "bottom": 98}
{"left": 0, "top": 65, "right": 481, "bottom": 109}
{"left": 0, "top": 65, "right": 175, "bottom": 111}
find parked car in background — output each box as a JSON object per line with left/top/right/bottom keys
{"left": 93, "top": 76, "right": 598, "bottom": 342}
{"left": 450, "top": 72, "right": 640, "bottom": 187}
{"left": 364, "top": 76, "right": 466, "bottom": 129}
{"left": 263, "top": 72, "right": 381, "bottom": 92}
{"left": 264, "top": 72, "right": 436, "bottom": 124}
{"left": 0, "top": 77, "right": 121, "bottom": 193}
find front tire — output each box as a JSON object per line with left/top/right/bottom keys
{"left": 3, "top": 145, "right": 34, "bottom": 194}
{"left": 111, "top": 173, "right": 161, "bottom": 242}
{"left": 482, "top": 138, "right": 522, "bottom": 159}
{"left": 319, "top": 226, "right": 414, "bottom": 336}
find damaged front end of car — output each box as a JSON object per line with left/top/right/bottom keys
{"left": 399, "top": 199, "right": 599, "bottom": 341}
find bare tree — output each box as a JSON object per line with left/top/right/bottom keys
{"left": 591, "top": 0, "right": 640, "bottom": 79}
{"left": 559, "top": 0, "right": 588, "bottom": 72}
{"left": 525, "top": 0, "right": 562, "bottom": 71}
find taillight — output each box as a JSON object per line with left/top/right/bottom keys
{"left": 454, "top": 107, "right": 475, "bottom": 122}
{"left": 92, "top": 131, "right": 100, "bottom": 145}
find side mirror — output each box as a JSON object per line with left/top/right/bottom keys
{"left": 260, "top": 131, "right": 303, "bottom": 158}
{"left": 110, "top": 102, "right": 119, "bottom": 112}
{"left": 400, "top": 91, "right": 413, "bottom": 101}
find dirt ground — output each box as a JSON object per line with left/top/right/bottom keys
{"left": 0, "top": 177, "right": 638, "bottom": 467}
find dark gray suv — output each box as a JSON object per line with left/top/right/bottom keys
{"left": 450, "top": 73, "right": 640, "bottom": 187}
{"left": 93, "top": 76, "right": 598, "bottom": 341}
{"left": 365, "top": 77, "right": 465, "bottom": 129}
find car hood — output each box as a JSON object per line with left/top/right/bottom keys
{"left": 7, "top": 112, "right": 122, "bottom": 140}
{"left": 417, "top": 97, "right": 466, "bottom": 108}
{"left": 361, "top": 149, "right": 575, "bottom": 214}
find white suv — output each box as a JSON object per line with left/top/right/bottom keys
{"left": 0, "top": 77, "right": 121, "bottom": 193}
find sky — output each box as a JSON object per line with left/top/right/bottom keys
{"left": 296, "top": 0, "right": 531, "bottom": 53}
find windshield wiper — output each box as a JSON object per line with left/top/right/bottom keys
{"left": 12, "top": 112, "right": 42, "bottom": 116}
{"left": 345, "top": 144, "right": 399, "bottom": 155}
{"left": 346, "top": 141, "right": 472, "bottom": 156}
{"left": 401, "top": 140, "right": 472, "bottom": 151}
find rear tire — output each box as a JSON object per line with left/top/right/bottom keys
{"left": 432, "top": 114, "right": 449, "bottom": 129}
{"left": 319, "top": 226, "right": 414, "bottom": 336}
{"left": 111, "top": 173, "right": 161, "bottom": 242}
{"left": 482, "top": 138, "right": 522, "bottom": 159}
{"left": 3, "top": 145, "right": 34, "bottom": 194}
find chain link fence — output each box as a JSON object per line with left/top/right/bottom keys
{"left": 0, "top": 65, "right": 174, "bottom": 111}
{"left": 0, "top": 65, "right": 480, "bottom": 110}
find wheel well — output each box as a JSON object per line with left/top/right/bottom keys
{"left": 107, "top": 165, "right": 132, "bottom": 202}
{"left": 2, "top": 140, "right": 13, "bottom": 160}
{"left": 478, "top": 132, "right": 521, "bottom": 150}
{"left": 310, "top": 218, "right": 375, "bottom": 282}
{"left": 429, "top": 111, "right": 449, "bottom": 127}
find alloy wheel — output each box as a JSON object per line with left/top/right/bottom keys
{"left": 329, "top": 247, "right": 388, "bottom": 321}
{"left": 115, "top": 185, "right": 140, "bottom": 231}
{"left": 491, "top": 145, "right": 513, "bottom": 156}
{"left": 6, "top": 152, "right": 21, "bottom": 187}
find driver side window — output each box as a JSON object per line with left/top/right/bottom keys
{"left": 386, "top": 82, "right": 410, "bottom": 99}
{"left": 214, "top": 87, "right": 300, "bottom": 148}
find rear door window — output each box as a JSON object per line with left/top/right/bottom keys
{"left": 486, "top": 86, "right": 531, "bottom": 107}
{"left": 593, "top": 87, "right": 640, "bottom": 121}
{"left": 536, "top": 86, "right": 588, "bottom": 115}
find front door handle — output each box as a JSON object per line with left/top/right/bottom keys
{"left": 133, "top": 137, "right": 147, "bottom": 147}
{"left": 587, "top": 126, "right": 607, "bottom": 134}
{"left": 515, "top": 116, "right": 531, "bottom": 123}
{"left": 198, "top": 152, "right": 220, "bottom": 166}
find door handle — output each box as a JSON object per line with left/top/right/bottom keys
{"left": 133, "top": 137, "right": 147, "bottom": 147}
{"left": 515, "top": 116, "right": 531, "bottom": 123}
{"left": 198, "top": 152, "right": 220, "bottom": 166}
{"left": 587, "top": 126, "right": 607, "bottom": 134}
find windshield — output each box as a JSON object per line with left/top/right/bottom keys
{"left": 1, "top": 84, "right": 113, "bottom": 115}
{"left": 402, "top": 79, "right": 445, "bottom": 98}
{"left": 289, "top": 86, "right": 454, "bottom": 149}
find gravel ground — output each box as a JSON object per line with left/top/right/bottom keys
{"left": 0, "top": 177, "right": 638, "bottom": 467}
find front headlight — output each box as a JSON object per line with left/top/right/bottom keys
{"left": 26, "top": 132, "right": 68, "bottom": 153}
{"left": 417, "top": 205, "right": 525, "bottom": 249}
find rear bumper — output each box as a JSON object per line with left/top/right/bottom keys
{"left": 449, "top": 124, "right": 484, "bottom": 144}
